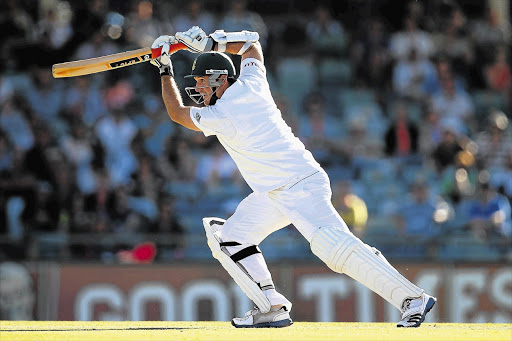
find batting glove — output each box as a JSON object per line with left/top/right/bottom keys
{"left": 151, "top": 35, "right": 175, "bottom": 76}
{"left": 175, "top": 26, "right": 214, "bottom": 53}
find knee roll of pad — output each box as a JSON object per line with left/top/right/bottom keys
{"left": 203, "top": 217, "right": 271, "bottom": 313}
{"left": 310, "top": 226, "right": 423, "bottom": 310}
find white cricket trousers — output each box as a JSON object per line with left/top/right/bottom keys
{"left": 218, "top": 170, "right": 351, "bottom": 307}
{"left": 219, "top": 170, "right": 350, "bottom": 245}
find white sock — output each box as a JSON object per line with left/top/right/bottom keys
{"left": 263, "top": 288, "right": 292, "bottom": 311}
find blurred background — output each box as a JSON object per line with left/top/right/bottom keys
{"left": 0, "top": 0, "right": 511, "bottom": 323}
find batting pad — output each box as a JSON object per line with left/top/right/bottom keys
{"left": 310, "top": 226, "right": 423, "bottom": 310}
{"left": 203, "top": 217, "right": 271, "bottom": 313}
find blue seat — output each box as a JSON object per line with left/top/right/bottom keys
{"left": 276, "top": 57, "right": 317, "bottom": 114}
{"left": 318, "top": 59, "right": 352, "bottom": 86}
{"left": 437, "top": 234, "right": 502, "bottom": 262}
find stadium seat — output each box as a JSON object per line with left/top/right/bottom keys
{"left": 338, "top": 88, "right": 377, "bottom": 107}
{"left": 471, "top": 90, "right": 507, "bottom": 124}
{"left": 437, "top": 234, "right": 503, "bottom": 262}
{"left": 318, "top": 58, "right": 353, "bottom": 86}
{"left": 163, "top": 181, "right": 201, "bottom": 202}
{"left": 275, "top": 57, "right": 317, "bottom": 114}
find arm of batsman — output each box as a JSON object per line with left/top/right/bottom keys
{"left": 175, "top": 26, "right": 214, "bottom": 53}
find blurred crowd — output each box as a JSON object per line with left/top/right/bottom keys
{"left": 0, "top": 0, "right": 511, "bottom": 262}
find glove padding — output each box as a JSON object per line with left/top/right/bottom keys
{"left": 175, "top": 26, "right": 213, "bottom": 53}
{"left": 150, "top": 35, "right": 175, "bottom": 76}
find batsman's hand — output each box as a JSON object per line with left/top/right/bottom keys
{"left": 151, "top": 35, "right": 175, "bottom": 76}
{"left": 175, "top": 26, "right": 213, "bottom": 53}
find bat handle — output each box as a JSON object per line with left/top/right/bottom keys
{"left": 151, "top": 42, "right": 187, "bottom": 59}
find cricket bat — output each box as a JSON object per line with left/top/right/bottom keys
{"left": 52, "top": 42, "right": 187, "bottom": 78}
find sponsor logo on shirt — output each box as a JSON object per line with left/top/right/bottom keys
{"left": 243, "top": 61, "right": 264, "bottom": 72}
{"left": 194, "top": 112, "right": 201, "bottom": 123}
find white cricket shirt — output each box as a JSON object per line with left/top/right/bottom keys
{"left": 190, "top": 58, "right": 322, "bottom": 192}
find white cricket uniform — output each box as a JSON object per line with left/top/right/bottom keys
{"left": 190, "top": 58, "right": 349, "bottom": 247}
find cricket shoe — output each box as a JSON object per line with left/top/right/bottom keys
{"left": 397, "top": 293, "right": 437, "bottom": 327}
{"left": 231, "top": 306, "right": 293, "bottom": 328}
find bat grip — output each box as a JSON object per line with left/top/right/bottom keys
{"left": 151, "top": 42, "right": 187, "bottom": 59}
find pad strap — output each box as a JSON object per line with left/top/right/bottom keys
{"left": 231, "top": 245, "right": 261, "bottom": 262}
{"left": 203, "top": 217, "right": 271, "bottom": 313}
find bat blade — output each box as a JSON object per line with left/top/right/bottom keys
{"left": 52, "top": 42, "right": 187, "bottom": 78}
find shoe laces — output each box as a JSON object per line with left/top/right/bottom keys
{"left": 245, "top": 307, "right": 260, "bottom": 317}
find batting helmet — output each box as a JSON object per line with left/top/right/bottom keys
{"left": 185, "top": 52, "right": 236, "bottom": 105}
{"left": 185, "top": 51, "right": 236, "bottom": 79}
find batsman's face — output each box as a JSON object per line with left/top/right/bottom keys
{"left": 194, "top": 76, "right": 214, "bottom": 105}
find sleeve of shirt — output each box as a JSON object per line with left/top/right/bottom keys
{"left": 189, "top": 105, "right": 237, "bottom": 139}
{"left": 239, "top": 58, "right": 266, "bottom": 81}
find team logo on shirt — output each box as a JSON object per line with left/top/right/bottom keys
{"left": 194, "top": 112, "right": 201, "bottom": 123}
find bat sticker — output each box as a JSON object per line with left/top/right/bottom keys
{"left": 109, "top": 53, "right": 152, "bottom": 68}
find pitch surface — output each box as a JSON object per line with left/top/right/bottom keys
{"left": 1, "top": 321, "right": 511, "bottom": 340}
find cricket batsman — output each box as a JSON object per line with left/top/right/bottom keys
{"left": 150, "top": 26, "right": 436, "bottom": 328}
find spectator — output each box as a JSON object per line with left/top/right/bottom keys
{"left": 219, "top": 0, "right": 268, "bottom": 49}
{"left": 150, "top": 194, "right": 185, "bottom": 259}
{"left": 0, "top": 95, "right": 34, "bottom": 152}
{"left": 172, "top": 0, "right": 216, "bottom": 35}
{"left": 431, "top": 119, "right": 464, "bottom": 174}
{"left": 474, "top": 110, "right": 512, "bottom": 170}
{"left": 305, "top": 4, "right": 347, "bottom": 58}
{"left": 389, "top": 15, "right": 435, "bottom": 62}
{"left": 195, "top": 142, "right": 243, "bottom": 195}
{"left": 392, "top": 47, "right": 437, "bottom": 102}
{"left": 0, "top": 132, "right": 13, "bottom": 176}
{"left": 483, "top": 46, "right": 511, "bottom": 109}
{"left": 60, "top": 121, "right": 96, "bottom": 194}
{"left": 424, "top": 55, "right": 467, "bottom": 97}
{"left": 83, "top": 169, "right": 113, "bottom": 234}
{"left": 26, "top": 181, "right": 60, "bottom": 233}
{"left": 0, "top": 0, "right": 35, "bottom": 48}
{"left": 490, "top": 149, "right": 512, "bottom": 202}
{"left": 35, "top": 3, "right": 73, "bottom": 49}
{"left": 418, "top": 104, "right": 443, "bottom": 156}
{"left": 430, "top": 75, "right": 475, "bottom": 135}
{"left": 384, "top": 101, "right": 419, "bottom": 158}
{"left": 394, "top": 178, "right": 439, "bottom": 239}
{"left": 431, "top": 7, "right": 474, "bottom": 79}
{"left": 107, "top": 184, "right": 148, "bottom": 233}
{"left": 332, "top": 180, "right": 368, "bottom": 238}
{"left": 22, "top": 123, "right": 61, "bottom": 189}
{"left": 95, "top": 83, "right": 139, "bottom": 186}
{"left": 23, "top": 68, "right": 64, "bottom": 130}
{"left": 132, "top": 153, "right": 160, "bottom": 203}
{"left": 298, "top": 92, "right": 343, "bottom": 167}
{"left": 351, "top": 17, "right": 392, "bottom": 91}
{"left": 0, "top": 75, "right": 14, "bottom": 104}
{"left": 440, "top": 150, "right": 478, "bottom": 205}
{"left": 340, "top": 116, "right": 384, "bottom": 164}
{"left": 53, "top": 163, "right": 78, "bottom": 233}
{"left": 470, "top": 6, "right": 506, "bottom": 63}
{"left": 465, "top": 178, "right": 512, "bottom": 240}
{"left": 72, "top": 30, "right": 118, "bottom": 62}
{"left": 157, "top": 133, "right": 198, "bottom": 183}
{"left": 62, "top": 77, "right": 108, "bottom": 127}
{"left": 125, "top": 0, "right": 173, "bottom": 48}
